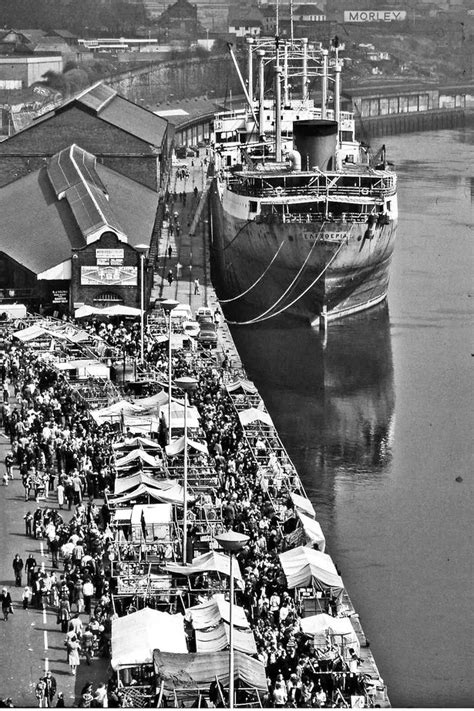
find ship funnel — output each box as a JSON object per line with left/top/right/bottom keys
{"left": 293, "top": 119, "right": 338, "bottom": 171}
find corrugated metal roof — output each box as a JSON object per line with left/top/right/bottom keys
{"left": 0, "top": 154, "right": 158, "bottom": 276}
{"left": 47, "top": 144, "right": 125, "bottom": 240}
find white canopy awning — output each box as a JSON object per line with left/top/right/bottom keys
{"left": 111, "top": 607, "right": 186, "bottom": 670}
{"left": 166, "top": 551, "right": 243, "bottom": 586}
{"left": 297, "top": 511, "right": 326, "bottom": 552}
{"left": 115, "top": 449, "right": 163, "bottom": 469}
{"left": 238, "top": 407, "right": 273, "bottom": 427}
{"left": 130, "top": 503, "right": 172, "bottom": 526}
{"left": 113, "top": 436, "right": 162, "bottom": 451}
{"left": 114, "top": 472, "right": 168, "bottom": 495}
{"left": 195, "top": 622, "right": 257, "bottom": 656}
{"left": 279, "top": 546, "right": 344, "bottom": 592}
{"left": 226, "top": 379, "right": 258, "bottom": 394}
{"left": 290, "top": 492, "right": 316, "bottom": 518}
{"left": 109, "top": 483, "right": 186, "bottom": 506}
{"left": 187, "top": 593, "right": 250, "bottom": 630}
{"left": 165, "top": 436, "right": 208, "bottom": 457}
{"left": 164, "top": 401, "right": 200, "bottom": 429}
{"left": 300, "top": 614, "right": 360, "bottom": 655}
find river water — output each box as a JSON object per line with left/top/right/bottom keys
{"left": 228, "top": 127, "right": 473, "bottom": 708}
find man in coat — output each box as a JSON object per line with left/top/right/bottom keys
{"left": 43, "top": 670, "right": 57, "bottom": 707}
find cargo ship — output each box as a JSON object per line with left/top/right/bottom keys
{"left": 209, "top": 37, "right": 398, "bottom": 327}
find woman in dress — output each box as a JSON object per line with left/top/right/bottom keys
{"left": 67, "top": 635, "right": 81, "bottom": 675}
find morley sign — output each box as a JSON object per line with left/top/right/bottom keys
{"left": 344, "top": 10, "right": 407, "bottom": 22}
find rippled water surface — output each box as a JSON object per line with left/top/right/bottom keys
{"left": 229, "top": 128, "right": 474, "bottom": 708}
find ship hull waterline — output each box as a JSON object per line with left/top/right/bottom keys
{"left": 210, "top": 187, "right": 398, "bottom": 327}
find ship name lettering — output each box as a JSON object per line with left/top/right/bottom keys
{"left": 302, "top": 231, "right": 345, "bottom": 242}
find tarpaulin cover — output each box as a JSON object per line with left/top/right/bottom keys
{"left": 164, "top": 401, "right": 200, "bottom": 429}
{"left": 13, "top": 325, "right": 49, "bottom": 342}
{"left": 114, "top": 472, "right": 168, "bottom": 495}
{"left": 90, "top": 400, "right": 141, "bottom": 423}
{"left": 165, "top": 436, "right": 209, "bottom": 457}
{"left": 115, "top": 449, "right": 162, "bottom": 468}
{"left": 195, "top": 622, "right": 257, "bottom": 655}
{"left": 75, "top": 305, "right": 103, "bottom": 318}
{"left": 297, "top": 511, "right": 326, "bottom": 552}
{"left": 153, "top": 649, "right": 268, "bottom": 691}
{"left": 103, "top": 304, "right": 142, "bottom": 317}
{"left": 279, "top": 546, "right": 344, "bottom": 593}
{"left": 166, "top": 551, "right": 243, "bottom": 586}
{"left": 113, "top": 437, "right": 162, "bottom": 450}
{"left": 130, "top": 503, "right": 172, "bottom": 526}
{"left": 187, "top": 593, "right": 250, "bottom": 630}
{"left": 300, "top": 614, "right": 360, "bottom": 655}
{"left": 108, "top": 482, "right": 185, "bottom": 506}
{"left": 238, "top": 407, "right": 273, "bottom": 428}
{"left": 226, "top": 379, "right": 258, "bottom": 394}
{"left": 111, "top": 607, "right": 186, "bottom": 670}
{"left": 290, "top": 492, "right": 316, "bottom": 518}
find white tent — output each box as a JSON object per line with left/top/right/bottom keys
{"left": 113, "top": 437, "right": 162, "bottom": 451}
{"left": 297, "top": 511, "right": 326, "bottom": 552}
{"left": 279, "top": 546, "right": 344, "bottom": 594}
{"left": 187, "top": 593, "right": 250, "bottom": 630}
{"left": 166, "top": 551, "right": 243, "bottom": 587}
{"left": 238, "top": 407, "right": 274, "bottom": 428}
{"left": 300, "top": 614, "right": 360, "bottom": 656}
{"left": 75, "top": 305, "right": 103, "bottom": 318}
{"left": 90, "top": 400, "right": 142, "bottom": 424}
{"left": 165, "top": 436, "right": 209, "bottom": 457}
{"left": 111, "top": 607, "right": 187, "bottom": 670}
{"left": 109, "top": 483, "right": 186, "bottom": 506}
{"left": 103, "top": 304, "right": 142, "bottom": 317}
{"left": 163, "top": 400, "right": 200, "bottom": 429}
{"left": 114, "top": 449, "right": 163, "bottom": 469}
{"left": 195, "top": 622, "right": 257, "bottom": 656}
{"left": 114, "top": 472, "right": 168, "bottom": 495}
{"left": 290, "top": 492, "right": 316, "bottom": 518}
{"left": 226, "top": 379, "right": 258, "bottom": 394}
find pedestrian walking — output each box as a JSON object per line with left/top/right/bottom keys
{"left": 194, "top": 278, "right": 200, "bottom": 295}
{"left": 1, "top": 587, "right": 13, "bottom": 621}
{"left": 167, "top": 269, "right": 174, "bottom": 286}
{"left": 57, "top": 482, "right": 64, "bottom": 509}
{"left": 5, "top": 450, "right": 14, "bottom": 479}
{"left": 175, "top": 262, "right": 182, "bottom": 278}
{"left": 25, "top": 553, "right": 37, "bottom": 584}
{"left": 12, "top": 553, "right": 24, "bottom": 586}
{"left": 43, "top": 670, "right": 57, "bottom": 707}
{"left": 35, "top": 677, "right": 47, "bottom": 708}
{"left": 66, "top": 634, "right": 80, "bottom": 675}
{"left": 168, "top": 245, "right": 172, "bottom": 259}
{"left": 22, "top": 585, "right": 32, "bottom": 609}
{"left": 55, "top": 692, "right": 65, "bottom": 707}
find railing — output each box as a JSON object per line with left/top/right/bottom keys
{"left": 228, "top": 178, "right": 397, "bottom": 201}
{"left": 282, "top": 211, "right": 369, "bottom": 224}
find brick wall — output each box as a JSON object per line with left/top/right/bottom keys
{"left": 0, "top": 105, "right": 161, "bottom": 190}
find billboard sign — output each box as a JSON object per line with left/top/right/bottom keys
{"left": 344, "top": 10, "right": 406, "bottom": 22}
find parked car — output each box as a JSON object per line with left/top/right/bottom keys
{"left": 197, "top": 320, "right": 217, "bottom": 347}
{"left": 196, "top": 306, "right": 214, "bottom": 323}
{"left": 182, "top": 320, "right": 200, "bottom": 338}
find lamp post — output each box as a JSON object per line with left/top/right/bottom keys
{"left": 175, "top": 376, "right": 198, "bottom": 564}
{"left": 161, "top": 299, "right": 179, "bottom": 444}
{"left": 135, "top": 244, "right": 149, "bottom": 364}
{"left": 215, "top": 530, "right": 250, "bottom": 710}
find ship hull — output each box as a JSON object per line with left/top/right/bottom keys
{"left": 210, "top": 180, "right": 397, "bottom": 326}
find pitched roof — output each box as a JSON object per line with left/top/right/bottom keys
{"left": 0, "top": 147, "right": 158, "bottom": 276}
{"left": 35, "top": 82, "right": 168, "bottom": 149}
{"left": 47, "top": 144, "right": 126, "bottom": 242}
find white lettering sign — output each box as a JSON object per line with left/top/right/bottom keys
{"left": 344, "top": 10, "right": 406, "bottom": 22}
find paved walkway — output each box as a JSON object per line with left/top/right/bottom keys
{"left": 151, "top": 153, "right": 240, "bottom": 366}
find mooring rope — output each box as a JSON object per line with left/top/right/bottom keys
{"left": 219, "top": 241, "right": 286, "bottom": 303}
{"left": 224, "top": 222, "right": 327, "bottom": 325}
{"left": 225, "top": 237, "right": 347, "bottom": 325}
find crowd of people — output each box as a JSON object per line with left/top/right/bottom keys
{"left": 0, "top": 315, "right": 380, "bottom": 708}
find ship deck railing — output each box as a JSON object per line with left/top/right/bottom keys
{"left": 228, "top": 179, "right": 396, "bottom": 201}
{"left": 281, "top": 211, "right": 370, "bottom": 224}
